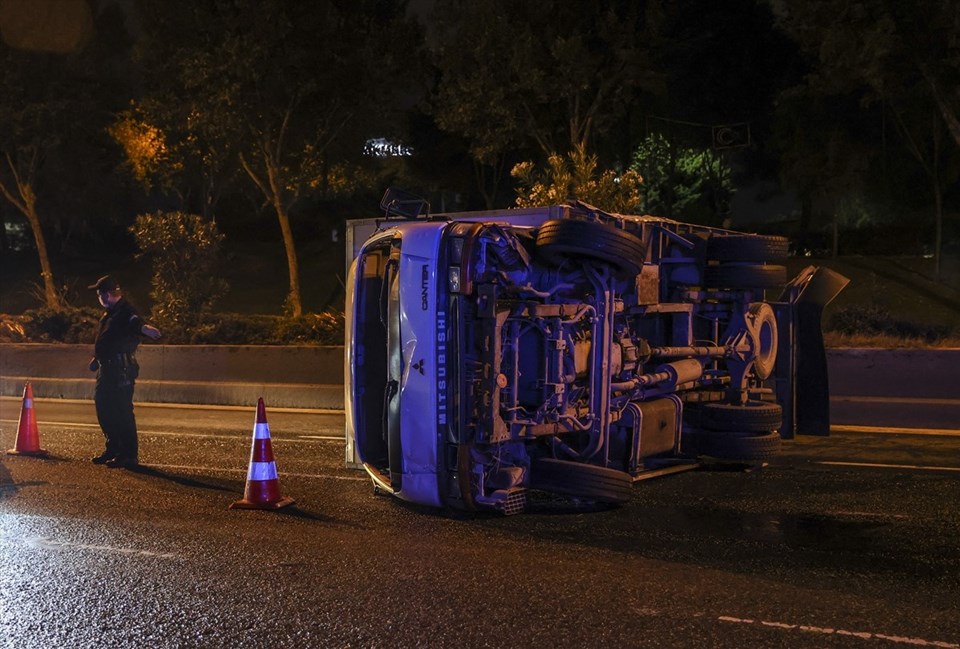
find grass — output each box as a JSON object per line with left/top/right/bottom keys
{"left": 786, "top": 255, "right": 960, "bottom": 347}
{"left": 824, "top": 331, "right": 960, "bottom": 348}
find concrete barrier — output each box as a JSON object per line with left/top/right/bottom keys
{"left": 825, "top": 348, "right": 960, "bottom": 399}
{"left": 825, "top": 347, "right": 960, "bottom": 430}
{"left": 1, "top": 344, "right": 957, "bottom": 417}
{"left": 0, "top": 344, "right": 345, "bottom": 409}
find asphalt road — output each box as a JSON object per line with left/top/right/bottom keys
{"left": 1, "top": 398, "right": 959, "bottom": 649}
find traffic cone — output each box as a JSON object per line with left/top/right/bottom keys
{"left": 230, "top": 398, "right": 295, "bottom": 510}
{"left": 7, "top": 382, "right": 48, "bottom": 456}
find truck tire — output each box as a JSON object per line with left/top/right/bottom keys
{"left": 529, "top": 457, "right": 633, "bottom": 504}
{"left": 684, "top": 430, "right": 782, "bottom": 461}
{"left": 703, "top": 264, "right": 787, "bottom": 289}
{"left": 706, "top": 234, "right": 789, "bottom": 262}
{"left": 536, "top": 219, "right": 646, "bottom": 277}
{"left": 701, "top": 401, "right": 783, "bottom": 432}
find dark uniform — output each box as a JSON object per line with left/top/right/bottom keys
{"left": 92, "top": 295, "right": 144, "bottom": 466}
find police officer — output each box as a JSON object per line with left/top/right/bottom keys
{"left": 88, "top": 275, "right": 161, "bottom": 469}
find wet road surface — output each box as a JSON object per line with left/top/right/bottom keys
{"left": 1, "top": 398, "right": 959, "bottom": 648}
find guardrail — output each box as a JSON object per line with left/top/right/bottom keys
{"left": 1, "top": 345, "right": 958, "bottom": 426}
{"left": 0, "top": 344, "right": 344, "bottom": 410}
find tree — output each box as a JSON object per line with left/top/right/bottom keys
{"left": 430, "top": 0, "right": 656, "bottom": 207}
{"left": 134, "top": 0, "right": 423, "bottom": 316}
{"left": 630, "top": 134, "right": 735, "bottom": 225}
{"left": 512, "top": 143, "right": 643, "bottom": 213}
{"left": 883, "top": 82, "right": 960, "bottom": 269}
{"left": 771, "top": 0, "right": 960, "bottom": 278}
{"left": 0, "top": 4, "right": 127, "bottom": 308}
{"left": 772, "top": 88, "right": 871, "bottom": 258}
{"left": 0, "top": 147, "right": 58, "bottom": 308}
{"left": 131, "top": 211, "right": 227, "bottom": 334}
{"left": 109, "top": 99, "right": 237, "bottom": 220}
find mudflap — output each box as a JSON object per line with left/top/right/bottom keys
{"left": 775, "top": 266, "right": 849, "bottom": 438}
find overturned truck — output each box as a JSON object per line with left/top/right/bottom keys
{"left": 346, "top": 191, "right": 848, "bottom": 514}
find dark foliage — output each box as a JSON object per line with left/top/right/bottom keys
{"left": 828, "top": 305, "right": 952, "bottom": 342}
{"left": 0, "top": 307, "right": 100, "bottom": 343}
{"left": 0, "top": 309, "right": 344, "bottom": 346}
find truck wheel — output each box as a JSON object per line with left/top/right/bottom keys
{"left": 683, "top": 430, "right": 782, "bottom": 461}
{"left": 529, "top": 457, "right": 633, "bottom": 504}
{"left": 706, "top": 234, "right": 789, "bottom": 262}
{"left": 701, "top": 401, "right": 783, "bottom": 432}
{"left": 536, "top": 219, "right": 646, "bottom": 277}
{"left": 703, "top": 264, "right": 787, "bottom": 289}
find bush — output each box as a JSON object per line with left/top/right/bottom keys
{"left": 827, "top": 305, "right": 952, "bottom": 342}
{"left": 0, "top": 307, "right": 101, "bottom": 344}
{"left": 131, "top": 211, "right": 228, "bottom": 331}
{"left": 141, "top": 311, "right": 344, "bottom": 345}
{"left": 271, "top": 311, "right": 345, "bottom": 345}
{"left": 0, "top": 309, "right": 344, "bottom": 345}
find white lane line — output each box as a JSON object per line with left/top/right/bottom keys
{"left": 829, "top": 510, "right": 910, "bottom": 520}
{"left": 0, "top": 397, "right": 345, "bottom": 415}
{"left": 719, "top": 616, "right": 958, "bottom": 648}
{"left": 138, "top": 431, "right": 344, "bottom": 443}
{"left": 832, "top": 396, "right": 960, "bottom": 406}
{"left": 818, "top": 461, "right": 960, "bottom": 472}
{"left": 143, "top": 463, "right": 368, "bottom": 481}
{"left": 0, "top": 419, "right": 346, "bottom": 442}
{"left": 9, "top": 419, "right": 956, "bottom": 439}
{"left": 831, "top": 425, "right": 960, "bottom": 437}
{"left": 0, "top": 419, "right": 101, "bottom": 428}
{"left": 0, "top": 534, "right": 178, "bottom": 559}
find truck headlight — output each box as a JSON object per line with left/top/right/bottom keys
{"left": 448, "top": 266, "right": 462, "bottom": 293}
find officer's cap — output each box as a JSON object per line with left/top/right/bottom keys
{"left": 88, "top": 275, "right": 121, "bottom": 292}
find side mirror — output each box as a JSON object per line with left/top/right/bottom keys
{"left": 380, "top": 187, "right": 430, "bottom": 220}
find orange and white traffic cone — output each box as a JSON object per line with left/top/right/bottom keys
{"left": 230, "top": 398, "right": 295, "bottom": 510}
{"left": 7, "top": 382, "right": 48, "bottom": 456}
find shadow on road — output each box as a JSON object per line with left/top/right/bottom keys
{"left": 273, "top": 506, "right": 343, "bottom": 524}
{"left": 130, "top": 464, "right": 236, "bottom": 492}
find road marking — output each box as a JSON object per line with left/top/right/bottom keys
{"left": 818, "top": 461, "right": 960, "bottom": 472}
{"left": 0, "top": 533, "right": 178, "bottom": 559}
{"left": 137, "top": 430, "right": 344, "bottom": 443}
{"left": 0, "top": 419, "right": 102, "bottom": 429}
{"left": 831, "top": 425, "right": 960, "bottom": 437}
{"left": 0, "top": 419, "right": 346, "bottom": 442}
{"left": 143, "top": 463, "right": 367, "bottom": 481}
{"left": 832, "top": 396, "right": 960, "bottom": 406}
{"left": 719, "top": 615, "right": 958, "bottom": 648}
{"left": 829, "top": 510, "right": 910, "bottom": 519}
{"left": 0, "top": 396, "right": 345, "bottom": 415}
{"left": 8, "top": 418, "right": 955, "bottom": 439}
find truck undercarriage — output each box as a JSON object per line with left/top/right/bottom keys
{"left": 348, "top": 199, "right": 848, "bottom": 515}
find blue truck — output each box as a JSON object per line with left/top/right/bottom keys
{"left": 345, "top": 191, "right": 848, "bottom": 514}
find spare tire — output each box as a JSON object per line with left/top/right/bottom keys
{"left": 683, "top": 430, "right": 782, "bottom": 461}
{"left": 701, "top": 401, "right": 783, "bottom": 432}
{"left": 536, "top": 219, "right": 646, "bottom": 277}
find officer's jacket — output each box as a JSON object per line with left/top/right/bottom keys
{"left": 94, "top": 298, "right": 144, "bottom": 361}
